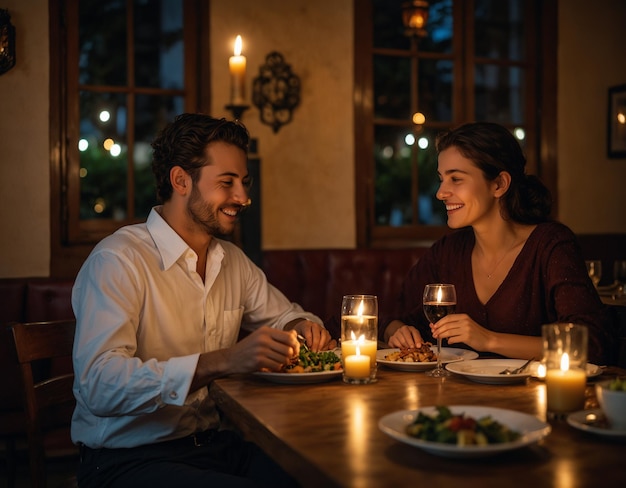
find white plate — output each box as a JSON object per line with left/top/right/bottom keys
{"left": 379, "top": 405, "right": 551, "bottom": 458}
{"left": 528, "top": 361, "right": 602, "bottom": 379}
{"left": 445, "top": 359, "right": 533, "bottom": 384}
{"left": 567, "top": 409, "right": 626, "bottom": 438}
{"left": 253, "top": 369, "right": 343, "bottom": 384}
{"left": 377, "top": 347, "right": 478, "bottom": 371}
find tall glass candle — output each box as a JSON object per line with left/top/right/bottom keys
{"left": 341, "top": 295, "right": 378, "bottom": 384}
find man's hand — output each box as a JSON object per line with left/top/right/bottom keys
{"left": 285, "top": 319, "right": 337, "bottom": 351}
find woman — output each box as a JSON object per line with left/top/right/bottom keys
{"left": 381, "top": 122, "right": 614, "bottom": 364}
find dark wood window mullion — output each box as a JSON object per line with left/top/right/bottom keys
{"left": 126, "top": 0, "right": 135, "bottom": 220}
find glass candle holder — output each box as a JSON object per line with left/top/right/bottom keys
{"left": 542, "top": 323, "right": 588, "bottom": 418}
{"left": 341, "top": 295, "right": 378, "bottom": 384}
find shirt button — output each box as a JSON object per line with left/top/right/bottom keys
{"left": 169, "top": 391, "right": 178, "bottom": 400}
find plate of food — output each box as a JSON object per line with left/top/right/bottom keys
{"left": 253, "top": 348, "right": 343, "bottom": 384}
{"left": 445, "top": 359, "right": 534, "bottom": 384}
{"left": 377, "top": 345, "right": 478, "bottom": 372}
{"left": 379, "top": 405, "right": 551, "bottom": 458}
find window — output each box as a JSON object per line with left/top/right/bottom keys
{"left": 50, "top": 0, "right": 209, "bottom": 275}
{"left": 354, "top": 0, "right": 557, "bottom": 247}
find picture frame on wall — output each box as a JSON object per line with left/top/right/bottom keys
{"left": 608, "top": 84, "right": 626, "bottom": 158}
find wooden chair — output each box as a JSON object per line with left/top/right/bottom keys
{"left": 10, "top": 320, "right": 78, "bottom": 488}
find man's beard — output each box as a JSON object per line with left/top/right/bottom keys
{"left": 186, "top": 185, "right": 233, "bottom": 236}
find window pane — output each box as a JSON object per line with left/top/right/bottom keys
{"left": 373, "top": 0, "right": 453, "bottom": 53}
{"left": 133, "top": 94, "right": 184, "bottom": 218}
{"left": 373, "top": 0, "right": 411, "bottom": 50}
{"left": 417, "top": 127, "right": 446, "bottom": 225}
{"left": 79, "top": 0, "right": 127, "bottom": 86}
{"left": 474, "top": 0, "right": 525, "bottom": 61}
{"left": 474, "top": 65, "right": 525, "bottom": 123}
{"left": 79, "top": 91, "right": 128, "bottom": 220}
{"left": 420, "top": 0, "right": 454, "bottom": 54}
{"left": 418, "top": 59, "right": 453, "bottom": 123}
{"left": 374, "top": 125, "right": 414, "bottom": 225}
{"left": 134, "top": 0, "right": 184, "bottom": 89}
{"left": 374, "top": 55, "right": 411, "bottom": 119}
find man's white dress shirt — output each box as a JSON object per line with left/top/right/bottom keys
{"left": 71, "top": 207, "right": 322, "bottom": 448}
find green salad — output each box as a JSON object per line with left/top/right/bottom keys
{"left": 406, "top": 406, "right": 521, "bottom": 446}
{"left": 282, "top": 349, "right": 342, "bottom": 373}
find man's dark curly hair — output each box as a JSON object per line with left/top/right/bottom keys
{"left": 150, "top": 113, "right": 250, "bottom": 203}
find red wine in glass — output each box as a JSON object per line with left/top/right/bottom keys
{"left": 423, "top": 284, "right": 457, "bottom": 377}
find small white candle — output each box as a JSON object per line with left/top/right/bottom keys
{"left": 545, "top": 353, "right": 587, "bottom": 413}
{"left": 229, "top": 35, "right": 246, "bottom": 104}
{"left": 344, "top": 346, "right": 370, "bottom": 378}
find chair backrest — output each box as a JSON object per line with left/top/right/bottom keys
{"left": 11, "top": 320, "right": 77, "bottom": 488}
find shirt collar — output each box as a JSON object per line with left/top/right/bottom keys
{"left": 146, "top": 206, "right": 226, "bottom": 272}
{"left": 146, "top": 206, "right": 192, "bottom": 271}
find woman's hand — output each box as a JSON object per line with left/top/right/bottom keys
{"left": 387, "top": 322, "right": 426, "bottom": 349}
{"left": 430, "top": 313, "right": 493, "bottom": 351}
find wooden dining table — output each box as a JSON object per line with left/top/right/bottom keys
{"left": 210, "top": 362, "right": 626, "bottom": 488}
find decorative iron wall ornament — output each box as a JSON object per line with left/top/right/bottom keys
{"left": 0, "top": 9, "right": 16, "bottom": 75}
{"left": 252, "top": 52, "right": 300, "bottom": 133}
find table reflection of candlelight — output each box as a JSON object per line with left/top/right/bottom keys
{"left": 545, "top": 352, "right": 586, "bottom": 413}
{"left": 229, "top": 35, "right": 246, "bottom": 104}
{"left": 344, "top": 346, "right": 370, "bottom": 378}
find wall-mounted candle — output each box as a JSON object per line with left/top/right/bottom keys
{"left": 344, "top": 346, "right": 371, "bottom": 379}
{"left": 229, "top": 35, "right": 246, "bottom": 105}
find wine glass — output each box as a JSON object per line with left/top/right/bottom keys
{"left": 613, "top": 260, "right": 626, "bottom": 295}
{"left": 585, "top": 260, "right": 602, "bottom": 288}
{"left": 423, "top": 283, "right": 457, "bottom": 377}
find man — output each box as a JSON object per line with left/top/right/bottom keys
{"left": 71, "top": 114, "right": 333, "bottom": 487}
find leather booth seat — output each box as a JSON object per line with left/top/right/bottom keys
{"left": 262, "top": 248, "right": 428, "bottom": 338}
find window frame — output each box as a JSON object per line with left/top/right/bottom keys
{"left": 354, "top": 0, "right": 557, "bottom": 248}
{"left": 49, "top": 0, "right": 211, "bottom": 277}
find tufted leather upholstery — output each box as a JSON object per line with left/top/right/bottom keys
{"left": 262, "top": 248, "right": 428, "bottom": 338}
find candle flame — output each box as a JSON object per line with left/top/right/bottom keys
{"left": 436, "top": 286, "right": 443, "bottom": 303}
{"left": 537, "top": 363, "right": 546, "bottom": 378}
{"left": 356, "top": 345, "right": 361, "bottom": 356}
{"left": 357, "top": 299, "right": 364, "bottom": 317}
{"left": 560, "top": 352, "right": 570, "bottom": 371}
{"left": 234, "top": 35, "right": 242, "bottom": 56}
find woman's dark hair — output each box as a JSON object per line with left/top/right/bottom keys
{"left": 151, "top": 113, "right": 250, "bottom": 203}
{"left": 435, "top": 121, "right": 552, "bottom": 224}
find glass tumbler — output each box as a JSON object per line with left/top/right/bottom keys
{"left": 542, "top": 323, "right": 588, "bottom": 418}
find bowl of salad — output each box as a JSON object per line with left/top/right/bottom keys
{"left": 595, "top": 377, "right": 626, "bottom": 430}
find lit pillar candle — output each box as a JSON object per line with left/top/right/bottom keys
{"left": 545, "top": 353, "right": 587, "bottom": 413}
{"left": 344, "top": 346, "right": 371, "bottom": 379}
{"left": 229, "top": 35, "right": 246, "bottom": 105}
{"left": 341, "top": 335, "right": 377, "bottom": 373}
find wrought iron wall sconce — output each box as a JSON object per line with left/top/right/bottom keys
{"left": 402, "top": 0, "right": 430, "bottom": 38}
{"left": 0, "top": 8, "right": 16, "bottom": 75}
{"left": 225, "top": 103, "right": 250, "bottom": 121}
{"left": 252, "top": 52, "right": 300, "bottom": 133}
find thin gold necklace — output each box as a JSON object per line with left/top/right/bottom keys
{"left": 482, "top": 240, "right": 525, "bottom": 279}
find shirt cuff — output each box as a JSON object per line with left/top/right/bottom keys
{"left": 160, "top": 353, "right": 199, "bottom": 406}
